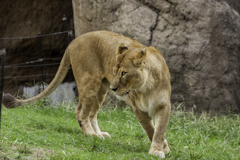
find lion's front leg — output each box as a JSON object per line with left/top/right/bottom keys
{"left": 133, "top": 107, "right": 155, "bottom": 141}
{"left": 148, "top": 104, "right": 171, "bottom": 158}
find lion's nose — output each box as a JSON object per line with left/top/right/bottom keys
{"left": 110, "top": 80, "right": 119, "bottom": 92}
{"left": 111, "top": 87, "right": 118, "bottom": 92}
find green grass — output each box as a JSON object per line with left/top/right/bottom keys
{"left": 0, "top": 100, "right": 239, "bottom": 159}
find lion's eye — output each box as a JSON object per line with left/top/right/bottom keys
{"left": 121, "top": 72, "right": 127, "bottom": 77}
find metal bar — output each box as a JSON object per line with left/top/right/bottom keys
{"left": 38, "top": 33, "right": 44, "bottom": 92}
{"left": 0, "top": 74, "right": 56, "bottom": 80}
{"left": 0, "top": 49, "right": 6, "bottom": 129}
{"left": 62, "top": 15, "right": 72, "bottom": 43}
{"left": 0, "top": 63, "right": 60, "bottom": 68}
{"left": 0, "top": 31, "right": 70, "bottom": 40}
{"left": 0, "top": 58, "right": 61, "bottom": 68}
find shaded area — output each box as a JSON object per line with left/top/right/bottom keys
{"left": 0, "top": 0, "right": 74, "bottom": 95}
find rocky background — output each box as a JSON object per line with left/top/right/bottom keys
{"left": 0, "top": 0, "right": 239, "bottom": 115}
{"left": 73, "top": 0, "right": 240, "bottom": 115}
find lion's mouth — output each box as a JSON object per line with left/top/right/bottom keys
{"left": 125, "top": 90, "right": 130, "bottom": 95}
{"left": 115, "top": 90, "right": 131, "bottom": 100}
{"left": 115, "top": 90, "right": 130, "bottom": 97}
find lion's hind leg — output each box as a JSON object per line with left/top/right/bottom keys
{"left": 74, "top": 76, "right": 104, "bottom": 138}
{"left": 75, "top": 98, "right": 98, "bottom": 137}
{"left": 74, "top": 75, "right": 110, "bottom": 139}
{"left": 89, "top": 82, "right": 111, "bottom": 138}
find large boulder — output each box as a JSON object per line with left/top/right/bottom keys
{"left": 73, "top": 0, "right": 240, "bottom": 115}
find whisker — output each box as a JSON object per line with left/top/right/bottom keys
{"left": 134, "top": 91, "right": 140, "bottom": 97}
{"left": 129, "top": 92, "right": 135, "bottom": 99}
{"left": 127, "top": 94, "right": 132, "bottom": 101}
{"left": 128, "top": 92, "right": 136, "bottom": 101}
{"left": 119, "top": 90, "right": 127, "bottom": 95}
{"left": 131, "top": 91, "right": 137, "bottom": 98}
{"left": 130, "top": 91, "right": 139, "bottom": 99}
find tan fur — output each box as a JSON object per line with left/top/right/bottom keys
{"left": 2, "top": 31, "right": 171, "bottom": 158}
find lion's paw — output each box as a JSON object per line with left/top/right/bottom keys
{"left": 96, "top": 132, "right": 111, "bottom": 139}
{"left": 163, "top": 139, "right": 170, "bottom": 153}
{"left": 149, "top": 150, "right": 165, "bottom": 159}
{"left": 100, "top": 132, "right": 111, "bottom": 138}
{"left": 149, "top": 139, "right": 170, "bottom": 159}
{"left": 96, "top": 133, "right": 105, "bottom": 139}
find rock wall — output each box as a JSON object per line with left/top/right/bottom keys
{"left": 73, "top": 0, "right": 240, "bottom": 115}
{"left": 0, "top": 0, "right": 74, "bottom": 95}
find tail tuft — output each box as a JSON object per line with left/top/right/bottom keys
{"left": 2, "top": 93, "right": 18, "bottom": 109}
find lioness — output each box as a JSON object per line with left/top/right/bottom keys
{"left": 3, "top": 31, "right": 171, "bottom": 158}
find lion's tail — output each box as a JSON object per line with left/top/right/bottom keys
{"left": 2, "top": 48, "right": 71, "bottom": 109}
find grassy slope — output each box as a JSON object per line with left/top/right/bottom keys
{"left": 0, "top": 101, "right": 239, "bottom": 159}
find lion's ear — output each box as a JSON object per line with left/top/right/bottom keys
{"left": 117, "top": 43, "right": 128, "bottom": 55}
{"left": 133, "top": 48, "right": 147, "bottom": 67}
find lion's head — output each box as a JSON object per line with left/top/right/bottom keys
{"left": 110, "top": 43, "right": 150, "bottom": 97}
